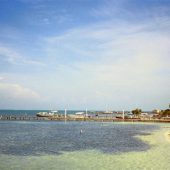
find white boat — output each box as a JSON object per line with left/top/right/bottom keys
{"left": 36, "top": 111, "right": 58, "bottom": 117}
{"left": 104, "top": 110, "right": 113, "bottom": 114}
{"left": 75, "top": 112, "right": 84, "bottom": 115}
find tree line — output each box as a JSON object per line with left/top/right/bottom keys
{"left": 131, "top": 108, "right": 170, "bottom": 118}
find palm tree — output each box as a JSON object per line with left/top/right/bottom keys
{"left": 132, "top": 108, "right": 142, "bottom": 118}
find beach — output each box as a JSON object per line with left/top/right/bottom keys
{"left": 164, "top": 131, "right": 170, "bottom": 142}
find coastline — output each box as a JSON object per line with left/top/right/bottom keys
{"left": 1, "top": 115, "right": 170, "bottom": 123}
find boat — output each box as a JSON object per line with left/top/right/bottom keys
{"left": 36, "top": 111, "right": 58, "bottom": 117}
{"left": 104, "top": 110, "right": 113, "bottom": 114}
{"left": 75, "top": 112, "right": 84, "bottom": 115}
{"left": 74, "top": 112, "right": 85, "bottom": 118}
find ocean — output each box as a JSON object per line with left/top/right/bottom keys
{"left": 1, "top": 121, "right": 170, "bottom": 169}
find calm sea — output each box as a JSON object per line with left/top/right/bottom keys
{"left": 0, "top": 121, "right": 158, "bottom": 156}
{"left": 1, "top": 121, "right": 169, "bottom": 170}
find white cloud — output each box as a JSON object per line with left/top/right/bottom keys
{"left": 0, "top": 76, "right": 4, "bottom": 81}
{"left": 0, "top": 45, "right": 46, "bottom": 66}
{"left": 44, "top": 18, "right": 170, "bottom": 68}
{"left": 0, "top": 83, "right": 40, "bottom": 100}
{"left": 91, "top": 0, "right": 132, "bottom": 19}
{"left": 41, "top": 17, "right": 170, "bottom": 110}
{"left": 0, "top": 82, "right": 47, "bottom": 109}
{"left": 1, "top": 0, "right": 170, "bottom": 110}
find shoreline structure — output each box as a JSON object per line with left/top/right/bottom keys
{"left": 1, "top": 114, "right": 170, "bottom": 123}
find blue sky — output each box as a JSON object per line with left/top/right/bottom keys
{"left": 0, "top": 0, "right": 170, "bottom": 110}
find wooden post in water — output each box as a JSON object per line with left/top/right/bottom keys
{"left": 86, "top": 108, "right": 88, "bottom": 118}
{"left": 65, "top": 109, "right": 67, "bottom": 121}
{"left": 123, "top": 110, "right": 125, "bottom": 120}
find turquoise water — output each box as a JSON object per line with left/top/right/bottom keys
{"left": 0, "top": 121, "right": 170, "bottom": 170}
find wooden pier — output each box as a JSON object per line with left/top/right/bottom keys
{"left": 0, "top": 115, "right": 47, "bottom": 121}
{"left": 0, "top": 115, "right": 170, "bottom": 123}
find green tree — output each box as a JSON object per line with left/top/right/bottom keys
{"left": 161, "top": 109, "right": 170, "bottom": 117}
{"left": 132, "top": 108, "right": 142, "bottom": 117}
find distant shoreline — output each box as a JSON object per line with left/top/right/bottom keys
{"left": 1, "top": 115, "right": 170, "bottom": 123}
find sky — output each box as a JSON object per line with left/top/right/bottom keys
{"left": 0, "top": 0, "right": 170, "bottom": 110}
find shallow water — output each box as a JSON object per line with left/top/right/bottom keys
{"left": 0, "top": 121, "right": 170, "bottom": 170}
{"left": 0, "top": 121, "right": 157, "bottom": 156}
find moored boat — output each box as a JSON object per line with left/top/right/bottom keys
{"left": 75, "top": 112, "right": 84, "bottom": 115}
{"left": 36, "top": 111, "right": 58, "bottom": 117}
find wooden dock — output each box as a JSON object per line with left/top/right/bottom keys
{"left": 0, "top": 115, "right": 47, "bottom": 121}
{"left": 0, "top": 115, "right": 170, "bottom": 123}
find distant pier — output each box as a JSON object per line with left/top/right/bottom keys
{"left": 0, "top": 115, "right": 47, "bottom": 121}
{"left": 0, "top": 114, "right": 170, "bottom": 123}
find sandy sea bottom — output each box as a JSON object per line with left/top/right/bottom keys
{"left": 0, "top": 123, "right": 170, "bottom": 170}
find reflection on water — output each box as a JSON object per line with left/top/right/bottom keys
{"left": 0, "top": 121, "right": 158, "bottom": 156}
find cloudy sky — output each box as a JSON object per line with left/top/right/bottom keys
{"left": 0, "top": 0, "right": 170, "bottom": 110}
